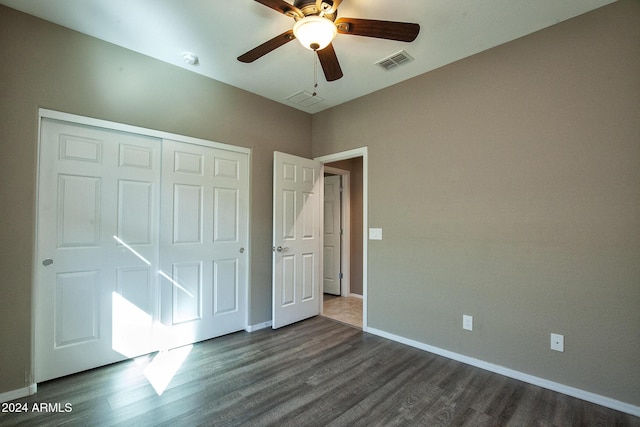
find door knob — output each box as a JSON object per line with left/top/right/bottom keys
{"left": 42, "top": 258, "right": 54, "bottom": 266}
{"left": 239, "top": 247, "right": 245, "bottom": 253}
{"left": 274, "top": 246, "right": 289, "bottom": 253}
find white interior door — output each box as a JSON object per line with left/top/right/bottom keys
{"left": 272, "top": 152, "right": 322, "bottom": 329}
{"left": 35, "top": 119, "right": 161, "bottom": 382}
{"left": 160, "top": 139, "right": 248, "bottom": 347}
{"left": 323, "top": 174, "right": 341, "bottom": 295}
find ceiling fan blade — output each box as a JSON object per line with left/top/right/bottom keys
{"left": 317, "top": 43, "right": 343, "bottom": 81}
{"left": 335, "top": 18, "right": 420, "bottom": 42}
{"left": 254, "top": 0, "right": 303, "bottom": 18}
{"left": 238, "top": 30, "right": 295, "bottom": 63}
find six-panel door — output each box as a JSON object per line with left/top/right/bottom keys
{"left": 272, "top": 151, "right": 322, "bottom": 329}
{"left": 35, "top": 118, "right": 248, "bottom": 382}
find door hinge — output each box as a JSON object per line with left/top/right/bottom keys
{"left": 339, "top": 273, "right": 343, "bottom": 279}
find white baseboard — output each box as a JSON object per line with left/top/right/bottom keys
{"left": 0, "top": 384, "right": 37, "bottom": 403}
{"left": 348, "top": 293, "right": 363, "bottom": 299}
{"left": 245, "top": 320, "right": 272, "bottom": 332}
{"left": 366, "top": 327, "right": 640, "bottom": 417}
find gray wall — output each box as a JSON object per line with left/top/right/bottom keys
{"left": 312, "top": 1, "right": 640, "bottom": 407}
{"left": 0, "top": 5, "right": 311, "bottom": 394}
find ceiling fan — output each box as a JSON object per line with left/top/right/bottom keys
{"left": 238, "top": 0, "right": 420, "bottom": 82}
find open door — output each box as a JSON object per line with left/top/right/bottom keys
{"left": 272, "top": 152, "right": 322, "bottom": 329}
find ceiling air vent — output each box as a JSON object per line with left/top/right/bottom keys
{"left": 286, "top": 90, "right": 324, "bottom": 108}
{"left": 375, "top": 50, "right": 414, "bottom": 71}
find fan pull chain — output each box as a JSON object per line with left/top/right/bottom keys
{"left": 312, "top": 53, "right": 318, "bottom": 97}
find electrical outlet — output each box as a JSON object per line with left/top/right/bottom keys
{"left": 463, "top": 315, "right": 473, "bottom": 331}
{"left": 550, "top": 333, "right": 564, "bottom": 352}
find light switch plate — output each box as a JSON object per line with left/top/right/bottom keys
{"left": 369, "top": 228, "right": 383, "bottom": 240}
{"left": 463, "top": 315, "right": 473, "bottom": 331}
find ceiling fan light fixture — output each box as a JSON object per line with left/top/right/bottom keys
{"left": 293, "top": 16, "right": 337, "bottom": 51}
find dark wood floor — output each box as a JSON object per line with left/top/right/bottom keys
{"left": 2, "top": 316, "right": 638, "bottom": 426}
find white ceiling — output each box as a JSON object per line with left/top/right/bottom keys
{"left": 1, "top": 0, "right": 616, "bottom": 114}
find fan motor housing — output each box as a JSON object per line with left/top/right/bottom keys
{"left": 293, "top": 0, "right": 337, "bottom": 21}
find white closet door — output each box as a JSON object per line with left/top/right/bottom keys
{"left": 36, "top": 116, "right": 249, "bottom": 383}
{"left": 159, "top": 139, "right": 248, "bottom": 347}
{"left": 35, "top": 119, "right": 161, "bottom": 382}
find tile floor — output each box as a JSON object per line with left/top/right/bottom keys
{"left": 321, "top": 295, "right": 363, "bottom": 328}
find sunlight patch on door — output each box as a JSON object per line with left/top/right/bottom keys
{"left": 111, "top": 235, "right": 196, "bottom": 396}
{"left": 112, "top": 292, "right": 184, "bottom": 356}
{"left": 114, "top": 235, "right": 194, "bottom": 298}
{"left": 113, "top": 235, "right": 151, "bottom": 266}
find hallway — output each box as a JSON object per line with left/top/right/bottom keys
{"left": 321, "top": 295, "right": 362, "bottom": 328}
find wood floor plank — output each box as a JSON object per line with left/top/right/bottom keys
{"left": 331, "top": 353, "right": 442, "bottom": 426}
{"left": 1, "top": 316, "right": 638, "bottom": 427}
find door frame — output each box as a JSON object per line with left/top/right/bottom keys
{"left": 323, "top": 166, "right": 350, "bottom": 297}
{"left": 315, "top": 147, "right": 368, "bottom": 331}
{"left": 33, "top": 108, "right": 252, "bottom": 383}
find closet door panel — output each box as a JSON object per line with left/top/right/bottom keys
{"left": 160, "top": 139, "right": 248, "bottom": 346}
{"left": 35, "top": 119, "right": 161, "bottom": 382}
